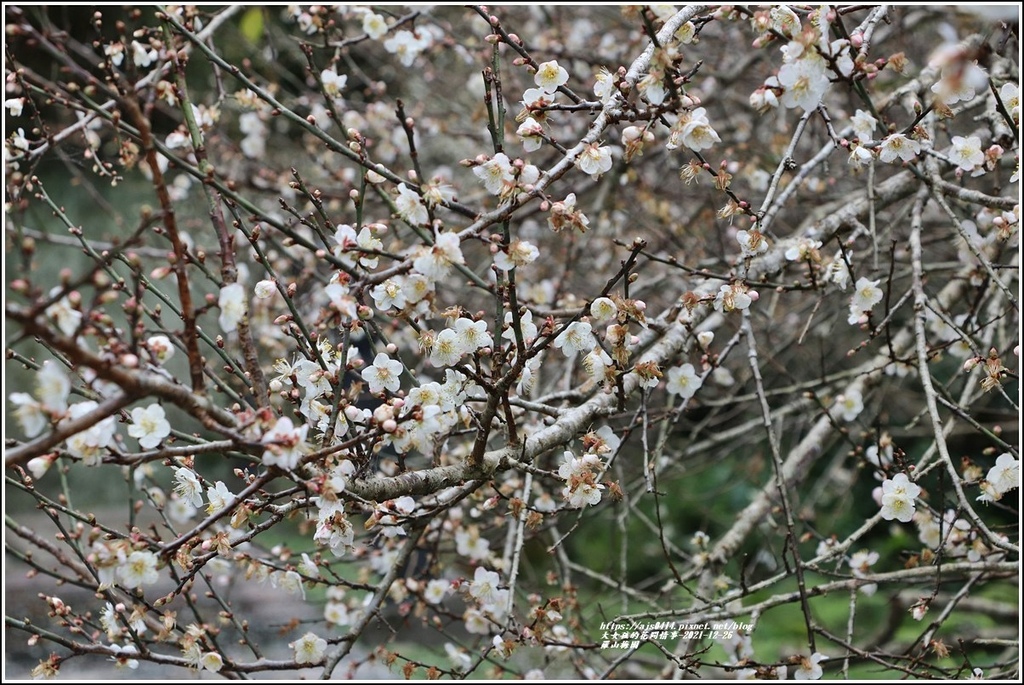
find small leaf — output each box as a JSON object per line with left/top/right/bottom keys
{"left": 239, "top": 8, "right": 264, "bottom": 45}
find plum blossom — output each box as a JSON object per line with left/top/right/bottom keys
{"left": 395, "top": 183, "right": 429, "bottom": 226}
{"left": 577, "top": 142, "right": 613, "bottom": 177}
{"left": 218, "top": 283, "right": 247, "bottom": 333}
{"left": 517, "top": 116, "right": 545, "bottom": 152}
{"left": 290, "top": 632, "right": 327, "bottom": 664}
{"left": 848, "top": 277, "right": 883, "bottom": 323}
{"left": 948, "top": 136, "right": 984, "bottom": 173}
{"left": 999, "top": 82, "right": 1019, "bottom": 123}
{"left": 978, "top": 453, "right": 1019, "bottom": 502}
{"left": 468, "top": 567, "right": 503, "bottom": 607}
{"left": 362, "top": 353, "right": 403, "bottom": 394}
{"left": 666, "top": 363, "right": 703, "bottom": 398}
{"left": 118, "top": 550, "right": 159, "bottom": 588}
{"left": 553, "top": 321, "right": 596, "bottom": 357}
{"left": 589, "top": 297, "right": 618, "bottom": 323}
{"left": 62, "top": 401, "right": 118, "bottom": 466}
{"left": 361, "top": 11, "right": 388, "bottom": 40}
{"left": 494, "top": 238, "right": 539, "bottom": 271}
{"left": 205, "top": 481, "right": 234, "bottom": 514}
{"left": 45, "top": 289, "right": 82, "bottom": 337}
{"left": 834, "top": 389, "right": 864, "bottom": 422}
{"left": 534, "top": 60, "right": 569, "bottom": 93}
{"left": 261, "top": 416, "right": 309, "bottom": 471}
{"left": 714, "top": 283, "right": 755, "bottom": 313}
{"left": 127, "top": 403, "right": 171, "bottom": 449}
{"left": 173, "top": 467, "right": 204, "bottom": 508}
{"left": 547, "top": 192, "right": 590, "bottom": 233}
{"left": 667, "top": 107, "right": 721, "bottom": 151}
{"left": 850, "top": 109, "right": 878, "bottom": 141}
{"left": 777, "top": 52, "right": 830, "bottom": 112}
{"left": 473, "top": 152, "right": 515, "bottom": 195}
{"left": 130, "top": 40, "right": 158, "bottom": 68}
{"left": 737, "top": 229, "right": 769, "bottom": 258}
{"left": 383, "top": 30, "right": 431, "bottom": 67}
{"left": 879, "top": 472, "right": 921, "bottom": 522}
{"left": 794, "top": 652, "right": 827, "bottom": 680}
{"left": 413, "top": 231, "right": 464, "bottom": 281}
{"left": 878, "top": 133, "right": 921, "bottom": 164}
{"left": 593, "top": 68, "right": 616, "bottom": 103}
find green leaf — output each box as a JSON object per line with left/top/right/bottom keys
{"left": 239, "top": 8, "right": 264, "bottom": 45}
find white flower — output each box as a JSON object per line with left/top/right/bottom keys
{"left": 999, "top": 82, "right": 1019, "bottom": 123}
{"left": 930, "top": 62, "right": 987, "bottom": 105}
{"left": 469, "top": 567, "right": 503, "bottom": 607}
{"left": 785, "top": 238, "right": 822, "bottom": 262}
{"left": 794, "top": 652, "right": 827, "bottom": 680}
{"left": 589, "top": 297, "right": 618, "bottom": 323}
{"left": 395, "top": 183, "right": 429, "bottom": 225}
{"left": 313, "top": 499, "right": 354, "bottom": 556}
{"left": 261, "top": 416, "right": 310, "bottom": 471}
{"left": 563, "top": 480, "right": 604, "bottom": 508}
{"left": 577, "top": 143, "right": 613, "bottom": 177}
{"left": 503, "top": 307, "right": 537, "bottom": 341}
{"left": 218, "top": 282, "right": 247, "bottom": 333}
{"left": 493, "top": 238, "right": 539, "bottom": 271}
{"left": 666, "top": 363, "right": 703, "bottom": 399}
{"left": 206, "top": 481, "right": 234, "bottom": 514}
{"left": 290, "top": 631, "right": 327, "bottom": 664}
{"left": 637, "top": 72, "right": 667, "bottom": 105}
{"left": 362, "top": 353, "right": 403, "bottom": 394}
{"left": 413, "top": 230, "right": 464, "bottom": 281}
{"left": 714, "top": 283, "right": 754, "bottom": 313}
{"left": 454, "top": 317, "right": 492, "bottom": 354}
{"left": 45, "top": 291, "right": 82, "bottom": 337}
{"left": 824, "top": 253, "right": 852, "bottom": 290}
{"left": 383, "top": 30, "right": 430, "bottom": 67}
{"left": 851, "top": 276, "right": 883, "bottom": 312}
{"left": 62, "top": 401, "right": 117, "bottom": 466}
{"left": 848, "top": 144, "right": 874, "bottom": 168}
{"left": 173, "top": 467, "right": 204, "bottom": 508}
{"left": 850, "top": 109, "right": 877, "bottom": 141}
{"left": 455, "top": 526, "right": 491, "bottom": 561}
{"left": 880, "top": 473, "right": 921, "bottom": 522}
{"left": 982, "top": 453, "right": 1019, "bottom": 500}
{"left": 104, "top": 42, "right": 125, "bottom": 67}
{"left": 430, "top": 329, "right": 463, "bottom": 367}
{"left": 424, "top": 579, "right": 450, "bottom": 605}
{"left": 131, "top": 41, "right": 158, "bottom": 68}
{"left": 517, "top": 117, "right": 545, "bottom": 152}
{"left": 147, "top": 335, "right": 175, "bottom": 364}
{"left": 200, "top": 652, "right": 224, "bottom": 672}
{"left": 475, "top": 151, "right": 516, "bottom": 194}
{"left": 769, "top": 6, "right": 801, "bottom": 36}
{"left": 108, "top": 643, "right": 139, "bottom": 670}
{"left": 10, "top": 393, "right": 47, "bottom": 438}
{"left": 127, "top": 403, "right": 171, "bottom": 449}
{"left": 737, "top": 229, "right": 769, "bottom": 258}
{"left": 878, "top": 133, "right": 921, "bottom": 164}
{"left": 593, "top": 68, "right": 616, "bottom": 103}
{"left": 553, "top": 321, "right": 596, "bottom": 357}
{"left": 669, "top": 107, "right": 721, "bottom": 151}
{"left": 777, "top": 56, "right": 830, "bottom": 112}
{"left": 445, "top": 643, "right": 472, "bottom": 672}
{"left": 5, "top": 97, "right": 24, "bottom": 117}
{"left": 361, "top": 12, "right": 388, "bottom": 40}
{"left": 254, "top": 279, "right": 277, "bottom": 299}
{"left": 948, "top": 136, "right": 984, "bottom": 173}
{"left": 535, "top": 60, "right": 569, "bottom": 93}
{"left": 370, "top": 279, "right": 407, "bottom": 311}
{"left": 834, "top": 389, "right": 864, "bottom": 422}
{"left": 118, "top": 550, "right": 159, "bottom": 588}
